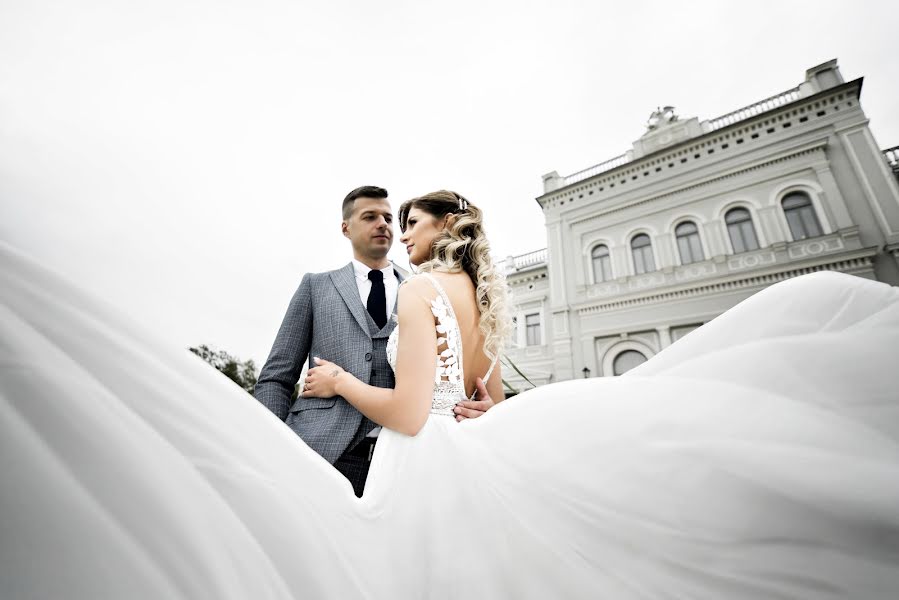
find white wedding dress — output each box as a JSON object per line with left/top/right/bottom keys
{"left": 2, "top": 241, "right": 899, "bottom": 599}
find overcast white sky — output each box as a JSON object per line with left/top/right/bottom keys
{"left": 2, "top": 0, "right": 897, "bottom": 365}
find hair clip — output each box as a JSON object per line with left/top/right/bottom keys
{"left": 454, "top": 193, "right": 469, "bottom": 211}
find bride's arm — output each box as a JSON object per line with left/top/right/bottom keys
{"left": 302, "top": 279, "right": 436, "bottom": 436}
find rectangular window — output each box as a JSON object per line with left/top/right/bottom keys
{"left": 525, "top": 313, "right": 541, "bottom": 346}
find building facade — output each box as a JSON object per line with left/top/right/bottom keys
{"left": 502, "top": 60, "right": 899, "bottom": 390}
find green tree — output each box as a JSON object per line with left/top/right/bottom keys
{"left": 189, "top": 344, "right": 257, "bottom": 394}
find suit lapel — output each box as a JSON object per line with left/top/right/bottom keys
{"left": 331, "top": 263, "right": 372, "bottom": 337}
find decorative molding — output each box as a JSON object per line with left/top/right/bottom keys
{"left": 576, "top": 249, "right": 877, "bottom": 315}
{"left": 538, "top": 81, "right": 860, "bottom": 207}
{"left": 570, "top": 140, "right": 828, "bottom": 227}
{"left": 600, "top": 339, "right": 656, "bottom": 377}
{"left": 787, "top": 237, "right": 844, "bottom": 259}
{"left": 728, "top": 251, "right": 777, "bottom": 271}
{"left": 674, "top": 262, "right": 718, "bottom": 281}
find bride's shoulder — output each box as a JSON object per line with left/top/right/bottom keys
{"left": 401, "top": 271, "right": 467, "bottom": 296}
{"left": 398, "top": 274, "right": 439, "bottom": 300}
{"left": 429, "top": 270, "right": 474, "bottom": 295}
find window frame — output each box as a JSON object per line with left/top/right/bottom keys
{"left": 674, "top": 221, "right": 705, "bottom": 265}
{"left": 591, "top": 244, "right": 613, "bottom": 283}
{"left": 601, "top": 339, "right": 656, "bottom": 377}
{"left": 724, "top": 207, "right": 760, "bottom": 254}
{"left": 524, "top": 312, "right": 542, "bottom": 347}
{"left": 781, "top": 192, "right": 823, "bottom": 241}
{"left": 612, "top": 349, "right": 648, "bottom": 376}
{"left": 630, "top": 233, "right": 656, "bottom": 275}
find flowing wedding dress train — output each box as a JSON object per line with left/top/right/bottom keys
{"left": 2, "top": 241, "right": 898, "bottom": 599}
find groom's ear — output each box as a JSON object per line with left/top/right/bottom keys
{"left": 341, "top": 221, "right": 350, "bottom": 238}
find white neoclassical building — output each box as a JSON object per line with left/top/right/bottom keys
{"left": 502, "top": 59, "right": 899, "bottom": 390}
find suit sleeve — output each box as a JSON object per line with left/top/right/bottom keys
{"left": 254, "top": 273, "right": 314, "bottom": 420}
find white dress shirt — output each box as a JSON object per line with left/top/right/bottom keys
{"left": 351, "top": 259, "right": 398, "bottom": 322}
{"left": 351, "top": 260, "right": 398, "bottom": 440}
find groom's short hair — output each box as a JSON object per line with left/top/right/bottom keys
{"left": 342, "top": 186, "right": 388, "bottom": 220}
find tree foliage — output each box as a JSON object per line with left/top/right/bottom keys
{"left": 189, "top": 344, "right": 257, "bottom": 394}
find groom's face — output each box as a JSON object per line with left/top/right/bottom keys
{"left": 342, "top": 197, "right": 394, "bottom": 259}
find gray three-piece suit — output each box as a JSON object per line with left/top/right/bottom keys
{"left": 255, "top": 262, "right": 403, "bottom": 495}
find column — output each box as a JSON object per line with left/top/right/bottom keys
{"left": 656, "top": 326, "right": 672, "bottom": 349}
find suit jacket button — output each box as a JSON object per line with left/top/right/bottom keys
{"left": 364, "top": 352, "right": 373, "bottom": 361}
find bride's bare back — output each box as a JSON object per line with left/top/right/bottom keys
{"left": 425, "top": 270, "right": 500, "bottom": 400}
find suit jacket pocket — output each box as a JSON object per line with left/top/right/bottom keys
{"left": 288, "top": 397, "right": 337, "bottom": 413}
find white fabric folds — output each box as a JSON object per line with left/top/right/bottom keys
{"left": 2, "top": 241, "right": 899, "bottom": 599}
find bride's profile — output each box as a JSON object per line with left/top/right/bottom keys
{"left": 1, "top": 189, "right": 898, "bottom": 599}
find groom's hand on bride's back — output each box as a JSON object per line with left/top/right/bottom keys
{"left": 454, "top": 377, "right": 495, "bottom": 422}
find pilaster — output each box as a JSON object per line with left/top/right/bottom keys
{"left": 706, "top": 219, "right": 730, "bottom": 257}
{"left": 814, "top": 163, "right": 854, "bottom": 230}
{"left": 757, "top": 206, "right": 787, "bottom": 245}
{"left": 654, "top": 232, "right": 676, "bottom": 268}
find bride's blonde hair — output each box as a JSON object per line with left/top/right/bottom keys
{"left": 398, "top": 191, "right": 512, "bottom": 361}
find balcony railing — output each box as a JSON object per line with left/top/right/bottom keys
{"left": 706, "top": 86, "right": 802, "bottom": 132}
{"left": 884, "top": 146, "right": 899, "bottom": 170}
{"left": 563, "top": 154, "right": 630, "bottom": 186}
{"left": 497, "top": 248, "right": 547, "bottom": 273}
{"left": 559, "top": 86, "right": 804, "bottom": 189}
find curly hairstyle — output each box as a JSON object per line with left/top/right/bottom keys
{"left": 398, "top": 190, "right": 512, "bottom": 360}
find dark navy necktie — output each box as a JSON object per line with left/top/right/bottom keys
{"left": 367, "top": 269, "right": 387, "bottom": 329}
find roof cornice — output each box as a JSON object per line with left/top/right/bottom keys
{"left": 536, "top": 78, "right": 864, "bottom": 205}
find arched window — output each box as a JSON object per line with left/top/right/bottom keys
{"left": 613, "top": 350, "right": 647, "bottom": 375}
{"left": 630, "top": 234, "right": 655, "bottom": 274}
{"left": 675, "top": 221, "right": 704, "bottom": 265}
{"left": 591, "top": 244, "right": 612, "bottom": 283}
{"left": 725, "top": 208, "right": 760, "bottom": 253}
{"left": 782, "top": 192, "right": 823, "bottom": 240}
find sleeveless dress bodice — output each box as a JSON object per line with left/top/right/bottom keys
{"left": 386, "top": 273, "right": 496, "bottom": 417}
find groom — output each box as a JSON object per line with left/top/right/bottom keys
{"left": 255, "top": 186, "right": 494, "bottom": 496}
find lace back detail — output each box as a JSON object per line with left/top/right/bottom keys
{"left": 431, "top": 295, "right": 461, "bottom": 385}
{"left": 421, "top": 274, "right": 466, "bottom": 416}
{"left": 386, "top": 273, "right": 499, "bottom": 418}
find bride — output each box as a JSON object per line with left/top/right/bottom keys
{"left": 1, "top": 191, "right": 899, "bottom": 599}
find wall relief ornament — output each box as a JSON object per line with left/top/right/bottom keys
{"left": 646, "top": 106, "right": 678, "bottom": 130}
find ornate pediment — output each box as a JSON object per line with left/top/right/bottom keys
{"left": 645, "top": 106, "right": 679, "bottom": 132}
{"left": 633, "top": 107, "right": 702, "bottom": 158}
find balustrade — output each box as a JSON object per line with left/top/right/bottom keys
{"left": 706, "top": 87, "right": 801, "bottom": 132}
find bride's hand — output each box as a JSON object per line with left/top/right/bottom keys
{"left": 302, "top": 357, "right": 347, "bottom": 398}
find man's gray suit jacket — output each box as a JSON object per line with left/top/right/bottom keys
{"left": 255, "top": 262, "right": 403, "bottom": 464}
